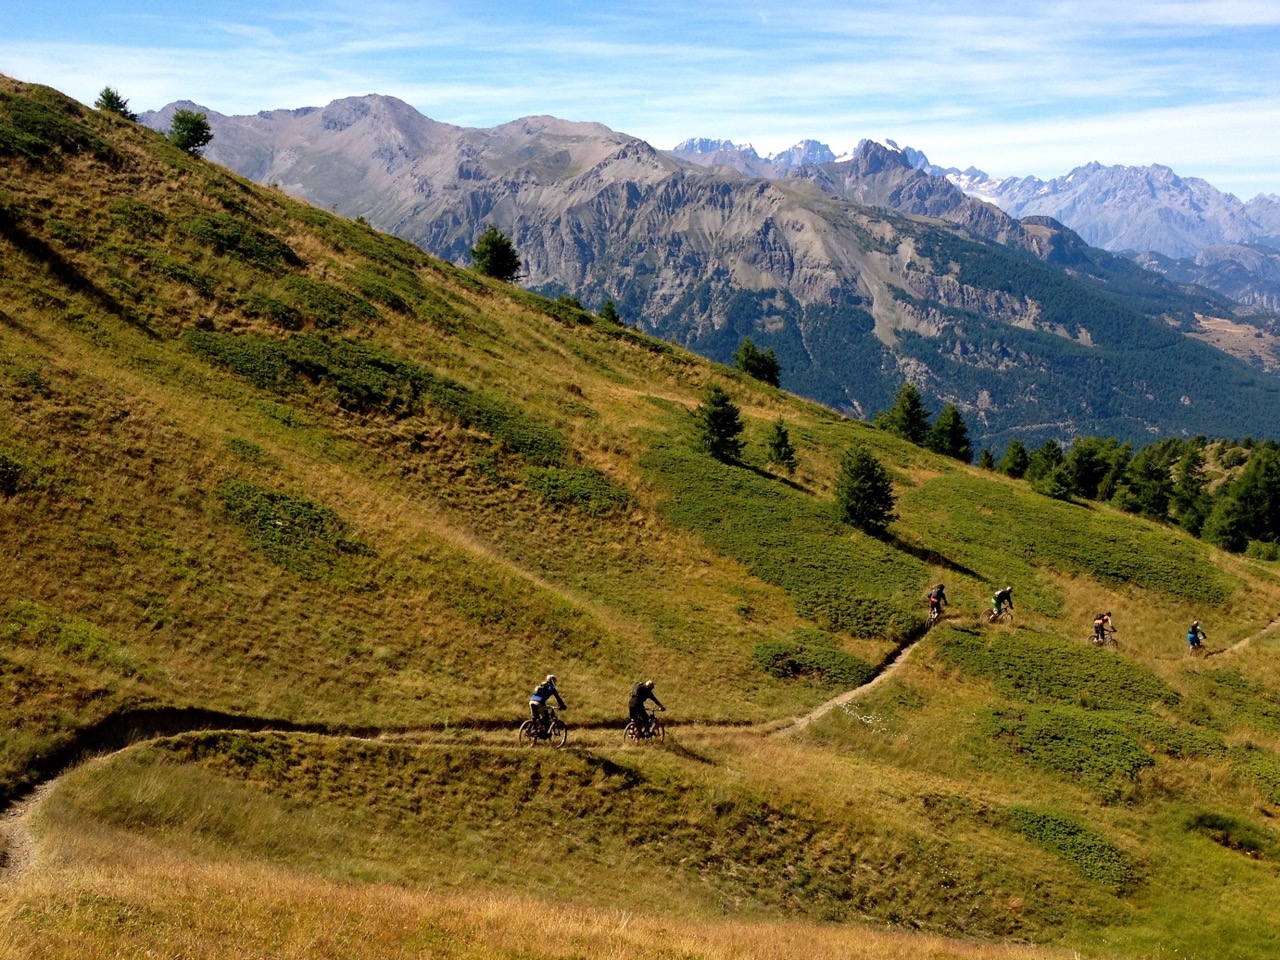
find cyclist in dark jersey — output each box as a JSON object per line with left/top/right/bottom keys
{"left": 628, "top": 680, "right": 665, "bottom": 736}
{"left": 928, "top": 583, "right": 948, "bottom": 620}
{"left": 991, "top": 586, "right": 1014, "bottom": 616}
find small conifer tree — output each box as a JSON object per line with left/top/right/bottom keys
{"left": 693, "top": 384, "right": 745, "bottom": 462}
{"left": 977, "top": 448, "right": 996, "bottom": 470}
{"left": 834, "top": 445, "right": 897, "bottom": 535}
{"left": 94, "top": 86, "right": 137, "bottom": 122}
{"left": 999, "top": 440, "right": 1030, "bottom": 478}
{"left": 925, "top": 404, "right": 973, "bottom": 463}
{"left": 765, "top": 418, "right": 798, "bottom": 475}
{"left": 469, "top": 225, "right": 523, "bottom": 283}
{"left": 168, "top": 109, "right": 213, "bottom": 155}
{"left": 733, "top": 337, "right": 781, "bottom": 387}
{"left": 600, "top": 299, "right": 622, "bottom": 325}
{"left": 875, "top": 383, "right": 931, "bottom": 445}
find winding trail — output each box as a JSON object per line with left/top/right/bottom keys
{"left": 0, "top": 622, "right": 937, "bottom": 886}
{"left": 1206, "top": 614, "right": 1280, "bottom": 658}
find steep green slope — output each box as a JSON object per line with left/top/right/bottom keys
{"left": 5, "top": 77, "right": 1280, "bottom": 959}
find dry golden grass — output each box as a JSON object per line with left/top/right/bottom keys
{"left": 0, "top": 820, "right": 1074, "bottom": 960}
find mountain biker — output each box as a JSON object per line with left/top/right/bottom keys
{"left": 1187, "top": 620, "right": 1207, "bottom": 652}
{"left": 991, "top": 586, "right": 1013, "bottom": 617}
{"left": 928, "top": 583, "right": 948, "bottom": 619}
{"left": 529, "top": 674, "right": 567, "bottom": 732}
{"left": 1093, "top": 611, "right": 1113, "bottom": 643}
{"left": 628, "top": 679, "right": 665, "bottom": 736}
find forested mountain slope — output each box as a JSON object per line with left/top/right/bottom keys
{"left": 141, "top": 95, "right": 1280, "bottom": 448}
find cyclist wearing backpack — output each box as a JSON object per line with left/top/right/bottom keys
{"left": 991, "top": 586, "right": 1014, "bottom": 617}
{"left": 628, "top": 680, "right": 665, "bottom": 737}
{"left": 1187, "top": 620, "right": 1207, "bottom": 652}
{"left": 928, "top": 583, "right": 948, "bottom": 620}
{"left": 529, "top": 674, "right": 567, "bottom": 732}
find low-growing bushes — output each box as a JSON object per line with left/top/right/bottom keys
{"left": 182, "top": 212, "right": 301, "bottom": 270}
{"left": 185, "top": 331, "right": 569, "bottom": 465}
{"left": 754, "top": 629, "right": 875, "bottom": 688}
{"left": 215, "top": 477, "right": 374, "bottom": 578}
{"left": 935, "top": 629, "right": 1177, "bottom": 711}
{"left": 523, "top": 466, "right": 632, "bottom": 516}
{"left": 984, "top": 705, "right": 1154, "bottom": 790}
{"left": 1185, "top": 810, "right": 1280, "bottom": 859}
{"left": 1005, "top": 807, "right": 1141, "bottom": 889}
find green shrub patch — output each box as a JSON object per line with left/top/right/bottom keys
{"left": 754, "top": 629, "right": 875, "bottom": 687}
{"left": 182, "top": 212, "right": 301, "bottom": 270}
{"left": 936, "top": 629, "right": 1177, "bottom": 711}
{"left": 1185, "top": 810, "right": 1280, "bottom": 859}
{"left": 215, "top": 477, "right": 374, "bottom": 578}
{"left": 1006, "top": 807, "right": 1141, "bottom": 889}
{"left": 523, "top": 466, "right": 632, "bottom": 516}
{"left": 185, "top": 332, "right": 568, "bottom": 465}
{"left": 984, "top": 705, "right": 1154, "bottom": 789}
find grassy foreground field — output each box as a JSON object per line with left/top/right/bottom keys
{"left": 5, "top": 76, "right": 1280, "bottom": 958}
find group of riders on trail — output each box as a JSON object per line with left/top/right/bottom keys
{"left": 527, "top": 587, "right": 1214, "bottom": 742}
{"left": 928, "top": 582, "right": 1208, "bottom": 655}
{"left": 525, "top": 675, "right": 666, "bottom": 742}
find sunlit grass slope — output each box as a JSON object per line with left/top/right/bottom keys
{"left": 5, "top": 76, "right": 1280, "bottom": 958}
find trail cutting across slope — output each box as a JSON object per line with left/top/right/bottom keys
{"left": 0, "top": 618, "right": 926, "bottom": 886}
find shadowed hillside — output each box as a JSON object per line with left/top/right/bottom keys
{"left": 5, "top": 77, "right": 1280, "bottom": 959}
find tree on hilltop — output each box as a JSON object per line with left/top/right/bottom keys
{"left": 733, "top": 337, "right": 781, "bottom": 387}
{"left": 925, "top": 404, "right": 973, "bottom": 463}
{"left": 999, "top": 440, "right": 1030, "bottom": 478}
{"left": 94, "top": 86, "right": 137, "bottom": 122}
{"left": 168, "top": 109, "right": 213, "bottom": 155}
{"left": 600, "top": 299, "right": 622, "bottom": 325}
{"left": 875, "top": 383, "right": 931, "bottom": 445}
{"left": 470, "top": 225, "right": 523, "bottom": 283}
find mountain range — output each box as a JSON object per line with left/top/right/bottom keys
{"left": 141, "top": 96, "right": 1280, "bottom": 447}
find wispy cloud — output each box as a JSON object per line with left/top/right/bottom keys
{"left": 3, "top": 0, "right": 1277, "bottom": 195}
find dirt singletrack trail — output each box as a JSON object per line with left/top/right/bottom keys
{"left": 1206, "top": 614, "right": 1280, "bottom": 658}
{"left": 0, "top": 620, "right": 943, "bottom": 887}
{"left": 771, "top": 625, "right": 930, "bottom": 737}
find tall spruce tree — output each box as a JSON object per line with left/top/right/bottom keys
{"left": 693, "top": 384, "right": 745, "bottom": 462}
{"left": 834, "top": 445, "right": 897, "bottom": 535}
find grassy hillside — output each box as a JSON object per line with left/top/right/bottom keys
{"left": 4, "top": 76, "right": 1280, "bottom": 958}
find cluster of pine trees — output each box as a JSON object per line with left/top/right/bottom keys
{"left": 873, "top": 384, "right": 1280, "bottom": 558}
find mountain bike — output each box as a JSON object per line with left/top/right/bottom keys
{"left": 926, "top": 603, "right": 943, "bottom": 629}
{"left": 1087, "top": 629, "right": 1118, "bottom": 649}
{"left": 518, "top": 705, "right": 567, "bottom": 748}
{"left": 987, "top": 606, "right": 1013, "bottom": 625}
{"left": 624, "top": 708, "right": 665, "bottom": 743}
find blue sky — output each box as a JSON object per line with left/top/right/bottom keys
{"left": 4, "top": 0, "right": 1279, "bottom": 198}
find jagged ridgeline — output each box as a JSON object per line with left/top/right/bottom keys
{"left": 7, "top": 76, "right": 1280, "bottom": 960}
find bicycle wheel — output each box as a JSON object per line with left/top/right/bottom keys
{"left": 650, "top": 719, "right": 665, "bottom": 743}
{"left": 518, "top": 719, "right": 537, "bottom": 747}
{"left": 547, "top": 718, "right": 568, "bottom": 748}
{"left": 624, "top": 721, "right": 640, "bottom": 742}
